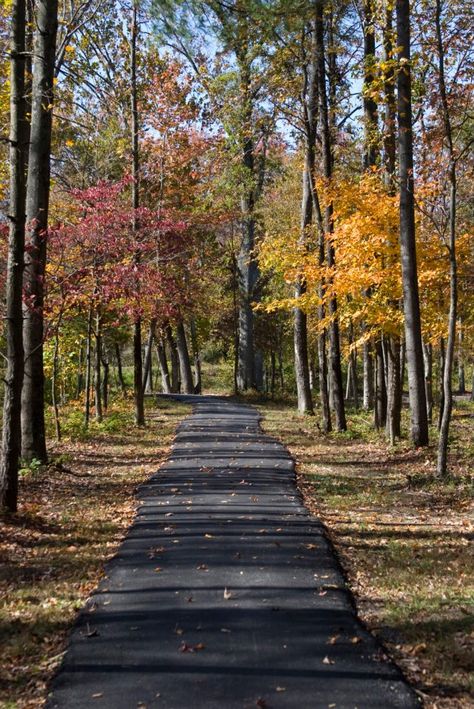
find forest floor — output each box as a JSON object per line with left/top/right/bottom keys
{"left": 0, "top": 381, "right": 472, "bottom": 708}
{"left": 256, "top": 394, "right": 474, "bottom": 709}
{"left": 0, "top": 397, "right": 191, "bottom": 709}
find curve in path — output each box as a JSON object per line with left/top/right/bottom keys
{"left": 47, "top": 396, "right": 420, "bottom": 709}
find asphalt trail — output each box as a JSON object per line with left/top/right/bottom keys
{"left": 47, "top": 395, "right": 420, "bottom": 709}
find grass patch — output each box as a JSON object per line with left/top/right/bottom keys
{"left": 258, "top": 396, "right": 474, "bottom": 709}
{"left": 0, "top": 396, "right": 190, "bottom": 709}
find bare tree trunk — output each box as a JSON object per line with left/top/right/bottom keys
{"left": 142, "top": 320, "right": 156, "bottom": 394}
{"left": 166, "top": 325, "right": 180, "bottom": 392}
{"left": 94, "top": 312, "right": 103, "bottom": 423}
{"left": 396, "top": 0, "right": 428, "bottom": 447}
{"left": 423, "top": 341, "right": 433, "bottom": 424}
{"left": 374, "top": 339, "right": 387, "bottom": 429}
{"left": 315, "top": 0, "right": 346, "bottom": 431}
{"left": 0, "top": 0, "right": 28, "bottom": 511}
{"left": 457, "top": 322, "right": 465, "bottom": 394}
{"left": 157, "top": 339, "right": 171, "bottom": 394}
{"left": 21, "top": 0, "right": 59, "bottom": 463}
{"left": 101, "top": 349, "right": 109, "bottom": 412}
{"left": 438, "top": 337, "right": 445, "bottom": 429}
{"left": 189, "top": 318, "right": 202, "bottom": 394}
{"left": 363, "top": 338, "right": 374, "bottom": 410}
{"left": 383, "top": 2, "right": 402, "bottom": 442}
{"left": 386, "top": 336, "right": 402, "bottom": 443}
{"left": 76, "top": 342, "right": 84, "bottom": 399}
{"left": 294, "top": 13, "right": 318, "bottom": 415}
{"left": 52, "top": 322, "right": 61, "bottom": 440}
{"left": 176, "top": 322, "right": 194, "bottom": 395}
{"left": 131, "top": 1, "right": 145, "bottom": 426}
{"left": 236, "top": 34, "right": 259, "bottom": 392}
{"left": 84, "top": 306, "right": 93, "bottom": 427}
{"left": 435, "top": 0, "right": 457, "bottom": 477}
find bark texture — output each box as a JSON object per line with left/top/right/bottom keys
{"left": 0, "top": 0, "right": 28, "bottom": 511}
{"left": 396, "top": 0, "right": 429, "bottom": 446}
{"left": 21, "top": 0, "right": 59, "bottom": 463}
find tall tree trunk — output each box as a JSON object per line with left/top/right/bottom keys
{"left": 396, "top": 0, "right": 428, "bottom": 447}
{"left": 94, "top": 312, "right": 102, "bottom": 423}
{"left": 189, "top": 318, "right": 202, "bottom": 394}
{"left": 176, "top": 322, "right": 194, "bottom": 395}
{"left": 157, "top": 339, "right": 171, "bottom": 394}
{"left": 166, "top": 324, "right": 180, "bottom": 392}
{"left": 0, "top": 0, "right": 28, "bottom": 511}
{"left": 294, "top": 14, "right": 318, "bottom": 415}
{"left": 235, "top": 36, "right": 259, "bottom": 392}
{"left": 130, "top": 1, "right": 145, "bottom": 426}
{"left": 383, "top": 0, "right": 402, "bottom": 442}
{"left": 435, "top": 0, "right": 457, "bottom": 477}
{"left": 84, "top": 306, "right": 93, "bottom": 427}
{"left": 315, "top": 0, "right": 346, "bottom": 431}
{"left": 21, "top": 0, "right": 58, "bottom": 463}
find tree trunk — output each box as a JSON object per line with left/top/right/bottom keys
{"left": 422, "top": 341, "right": 433, "bottom": 424}
{"left": 396, "top": 0, "right": 429, "bottom": 447}
{"left": 363, "top": 338, "right": 374, "bottom": 409}
{"left": 457, "top": 322, "right": 465, "bottom": 394}
{"left": 101, "top": 350, "right": 109, "bottom": 412}
{"left": 142, "top": 321, "right": 156, "bottom": 394}
{"left": 386, "top": 335, "right": 402, "bottom": 443}
{"left": 235, "top": 36, "right": 259, "bottom": 392}
{"left": 21, "top": 0, "right": 59, "bottom": 463}
{"left": 157, "top": 339, "right": 171, "bottom": 394}
{"left": 374, "top": 339, "right": 387, "bottom": 429}
{"left": 131, "top": 3, "right": 145, "bottom": 427}
{"left": 115, "top": 342, "right": 126, "bottom": 394}
{"left": 166, "top": 324, "right": 180, "bottom": 392}
{"left": 176, "top": 322, "right": 194, "bottom": 395}
{"left": 435, "top": 0, "right": 457, "bottom": 477}
{"left": 294, "top": 14, "right": 318, "bottom": 415}
{"left": 438, "top": 337, "right": 445, "bottom": 429}
{"left": 52, "top": 323, "right": 61, "bottom": 441}
{"left": 94, "top": 312, "right": 103, "bottom": 423}
{"left": 315, "top": 0, "right": 346, "bottom": 431}
{"left": 84, "top": 306, "right": 93, "bottom": 427}
{"left": 0, "top": 0, "right": 28, "bottom": 512}
{"left": 362, "top": 0, "right": 378, "bottom": 168}
{"left": 76, "top": 343, "right": 84, "bottom": 399}
{"left": 189, "top": 318, "right": 202, "bottom": 394}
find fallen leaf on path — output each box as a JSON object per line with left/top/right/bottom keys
{"left": 92, "top": 693, "right": 103, "bottom": 699}
{"left": 322, "top": 656, "right": 335, "bottom": 665}
{"left": 223, "top": 588, "right": 232, "bottom": 600}
{"left": 197, "top": 564, "right": 208, "bottom": 570}
{"left": 276, "top": 686, "right": 286, "bottom": 692}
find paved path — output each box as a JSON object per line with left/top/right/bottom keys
{"left": 47, "top": 396, "right": 420, "bottom": 709}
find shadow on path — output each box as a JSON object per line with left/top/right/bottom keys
{"left": 47, "top": 395, "right": 420, "bottom": 709}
